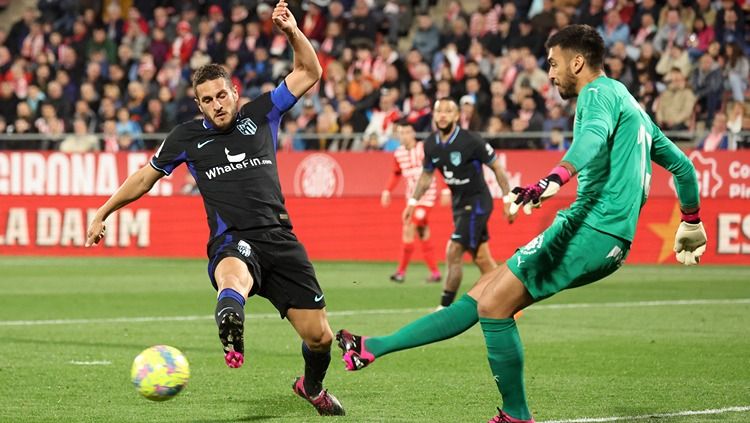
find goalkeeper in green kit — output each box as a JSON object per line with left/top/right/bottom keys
{"left": 337, "top": 25, "right": 707, "bottom": 422}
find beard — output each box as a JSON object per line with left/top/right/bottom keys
{"left": 436, "top": 120, "right": 455, "bottom": 137}
{"left": 556, "top": 73, "right": 578, "bottom": 100}
{"left": 206, "top": 105, "right": 237, "bottom": 131}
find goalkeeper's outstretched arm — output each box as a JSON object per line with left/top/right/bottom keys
{"left": 651, "top": 126, "right": 705, "bottom": 265}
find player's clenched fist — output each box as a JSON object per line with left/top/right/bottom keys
{"left": 272, "top": 0, "right": 297, "bottom": 33}
{"left": 85, "top": 220, "right": 106, "bottom": 247}
{"left": 674, "top": 220, "right": 707, "bottom": 265}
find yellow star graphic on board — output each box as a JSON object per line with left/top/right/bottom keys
{"left": 647, "top": 203, "right": 681, "bottom": 263}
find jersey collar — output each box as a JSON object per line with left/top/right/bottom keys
{"left": 437, "top": 126, "right": 460, "bottom": 145}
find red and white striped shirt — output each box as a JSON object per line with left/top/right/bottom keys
{"left": 387, "top": 142, "right": 438, "bottom": 207}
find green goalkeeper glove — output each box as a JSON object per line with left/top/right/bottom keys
{"left": 674, "top": 209, "right": 707, "bottom": 265}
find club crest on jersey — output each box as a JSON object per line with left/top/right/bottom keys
{"left": 237, "top": 117, "right": 257, "bottom": 135}
{"left": 237, "top": 240, "right": 252, "bottom": 257}
{"left": 450, "top": 151, "right": 461, "bottom": 166}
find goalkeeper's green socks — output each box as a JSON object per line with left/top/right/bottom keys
{"left": 480, "top": 317, "right": 532, "bottom": 421}
{"left": 365, "top": 294, "right": 478, "bottom": 357}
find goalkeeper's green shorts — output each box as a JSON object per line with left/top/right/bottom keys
{"left": 507, "top": 215, "right": 631, "bottom": 301}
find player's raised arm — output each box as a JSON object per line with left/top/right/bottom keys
{"left": 85, "top": 165, "right": 164, "bottom": 246}
{"left": 650, "top": 124, "right": 706, "bottom": 265}
{"left": 272, "top": 0, "right": 322, "bottom": 97}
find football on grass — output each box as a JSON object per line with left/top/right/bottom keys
{"left": 131, "top": 345, "right": 190, "bottom": 401}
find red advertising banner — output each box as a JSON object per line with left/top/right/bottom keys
{"left": 0, "top": 150, "right": 748, "bottom": 264}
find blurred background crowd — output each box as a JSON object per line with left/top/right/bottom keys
{"left": 0, "top": 0, "right": 748, "bottom": 153}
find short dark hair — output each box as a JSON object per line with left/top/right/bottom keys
{"left": 545, "top": 24, "right": 605, "bottom": 70}
{"left": 192, "top": 64, "right": 231, "bottom": 91}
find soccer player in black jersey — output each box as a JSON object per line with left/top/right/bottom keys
{"left": 409, "top": 97, "right": 514, "bottom": 309}
{"left": 85, "top": 1, "right": 344, "bottom": 416}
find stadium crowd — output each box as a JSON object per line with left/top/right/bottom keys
{"left": 0, "top": 0, "right": 748, "bottom": 152}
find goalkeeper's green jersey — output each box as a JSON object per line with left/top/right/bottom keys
{"left": 560, "top": 76, "right": 698, "bottom": 242}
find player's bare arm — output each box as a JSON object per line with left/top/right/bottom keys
{"left": 85, "top": 165, "right": 164, "bottom": 246}
{"left": 273, "top": 0, "right": 322, "bottom": 97}
{"left": 489, "top": 159, "right": 515, "bottom": 223}
{"left": 403, "top": 171, "right": 434, "bottom": 223}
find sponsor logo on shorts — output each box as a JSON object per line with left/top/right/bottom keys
{"left": 606, "top": 245, "right": 625, "bottom": 266}
{"left": 237, "top": 240, "right": 252, "bottom": 257}
{"left": 314, "top": 294, "right": 324, "bottom": 302}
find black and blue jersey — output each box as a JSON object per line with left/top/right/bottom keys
{"left": 422, "top": 126, "right": 497, "bottom": 213}
{"left": 150, "top": 81, "right": 298, "bottom": 246}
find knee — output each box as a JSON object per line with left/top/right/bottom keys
{"left": 476, "top": 294, "right": 496, "bottom": 317}
{"left": 217, "top": 273, "right": 250, "bottom": 294}
{"left": 304, "top": 327, "right": 333, "bottom": 351}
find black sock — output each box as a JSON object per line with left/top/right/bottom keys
{"left": 302, "top": 342, "right": 330, "bottom": 396}
{"left": 214, "top": 289, "right": 245, "bottom": 327}
{"left": 440, "top": 290, "right": 457, "bottom": 307}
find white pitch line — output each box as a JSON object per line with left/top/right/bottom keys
{"left": 0, "top": 298, "right": 749, "bottom": 327}
{"left": 540, "top": 405, "right": 750, "bottom": 422}
{"left": 69, "top": 360, "right": 112, "bottom": 366}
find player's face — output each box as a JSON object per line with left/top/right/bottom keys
{"left": 195, "top": 78, "right": 239, "bottom": 131}
{"left": 433, "top": 100, "right": 459, "bottom": 134}
{"left": 547, "top": 46, "right": 578, "bottom": 100}
{"left": 397, "top": 125, "right": 416, "bottom": 147}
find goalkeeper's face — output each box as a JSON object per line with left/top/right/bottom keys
{"left": 547, "top": 46, "right": 578, "bottom": 100}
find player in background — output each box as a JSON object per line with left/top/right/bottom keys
{"left": 335, "top": 97, "right": 514, "bottom": 372}
{"left": 337, "top": 26, "right": 706, "bottom": 422}
{"left": 85, "top": 2, "right": 345, "bottom": 416}
{"left": 382, "top": 120, "right": 445, "bottom": 283}
{"left": 410, "top": 97, "right": 513, "bottom": 310}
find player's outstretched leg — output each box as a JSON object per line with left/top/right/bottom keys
{"left": 215, "top": 288, "right": 245, "bottom": 368}
{"left": 336, "top": 293, "right": 480, "bottom": 370}
{"left": 336, "top": 329, "right": 376, "bottom": 371}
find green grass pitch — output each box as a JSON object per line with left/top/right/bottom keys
{"left": 0, "top": 257, "right": 748, "bottom": 422}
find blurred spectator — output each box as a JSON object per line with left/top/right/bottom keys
{"left": 576, "top": 0, "right": 605, "bottom": 29}
{"left": 7, "top": 8, "right": 37, "bottom": 56}
{"left": 302, "top": 0, "right": 328, "bottom": 44}
{"left": 723, "top": 42, "right": 749, "bottom": 102}
{"left": 142, "top": 97, "right": 171, "bottom": 136}
{"left": 510, "top": 96, "right": 544, "bottom": 149}
{"left": 632, "top": 13, "right": 658, "bottom": 48}
{"left": 35, "top": 102, "right": 66, "bottom": 149}
{"left": 726, "top": 101, "right": 745, "bottom": 146}
{"left": 631, "top": 0, "right": 660, "bottom": 34}
{"left": 530, "top": 0, "right": 558, "bottom": 38}
{"left": 658, "top": 0, "right": 695, "bottom": 32}
{"left": 87, "top": 26, "right": 117, "bottom": 63}
{"left": 634, "top": 42, "right": 660, "bottom": 83}
{"left": 347, "top": 0, "right": 377, "bottom": 48}
{"left": 364, "top": 87, "right": 402, "bottom": 150}
{"left": 403, "top": 92, "right": 433, "bottom": 132}
{"left": 599, "top": 9, "right": 630, "bottom": 49}
{"left": 653, "top": 8, "right": 687, "bottom": 53}
{"left": 320, "top": 21, "right": 346, "bottom": 60}
{"left": 697, "top": 112, "right": 731, "bottom": 151}
{"left": 686, "top": 16, "right": 714, "bottom": 61}
{"left": 459, "top": 95, "right": 483, "bottom": 131}
{"left": 0, "top": 81, "right": 19, "bottom": 122}
{"left": 115, "top": 107, "right": 144, "bottom": 150}
{"left": 20, "top": 18, "right": 45, "bottom": 60}
{"left": 101, "top": 119, "right": 118, "bottom": 152}
{"left": 542, "top": 104, "right": 569, "bottom": 147}
{"left": 545, "top": 127, "right": 570, "bottom": 150}
{"left": 169, "top": 20, "right": 197, "bottom": 66}
{"left": 336, "top": 99, "right": 368, "bottom": 145}
{"left": 59, "top": 117, "right": 100, "bottom": 153}
{"left": 74, "top": 99, "right": 98, "bottom": 132}
{"left": 413, "top": 12, "right": 440, "bottom": 63}
{"left": 656, "top": 45, "right": 691, "bottom": 80}
{"left": 694, "top": 0, "right": 717, "bottom": 27}
{"left": 689, "top": 54, "right": 723, "bottom": 124}
{"left": 297, "top": 98, "right": 320, "bottom": 149}
{"left": 655, "top": 68, "right": 696, "bottom": 131}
